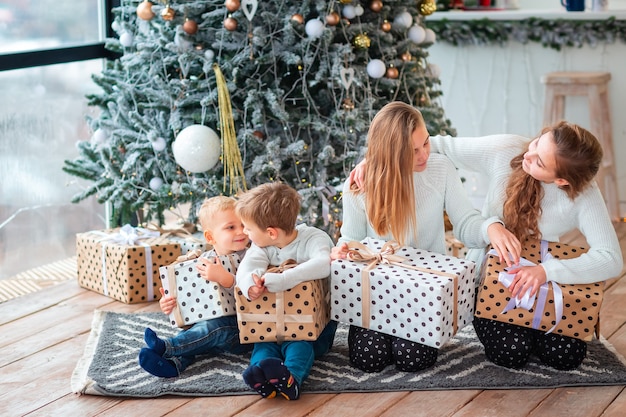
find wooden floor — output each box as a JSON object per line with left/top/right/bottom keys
{"left": 2, "top": 224, "right": 626, "bottom": 417}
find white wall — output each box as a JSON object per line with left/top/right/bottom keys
{"left": 427, "top": 12, "right": 626, "bottom": 217}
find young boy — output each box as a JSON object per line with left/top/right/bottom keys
{"left": 235, "top": 182, "right": 337, "bottom": 400}
{"left": 138, "top": 196, "right": 251, "bottom": 377}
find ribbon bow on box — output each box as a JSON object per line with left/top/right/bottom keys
{"left": 492, "top": 240, "right": 563, "bottom": 334}
{"left": 345, "top": 240, "right": 458, "bottom": 331}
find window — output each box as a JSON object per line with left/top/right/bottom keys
{"left": 0, "top": 0, "right": 118, "bottom": 279}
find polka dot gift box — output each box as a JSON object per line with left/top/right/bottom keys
{"left": 330, "top": 237, "right": 477, "bottom": 349}
{"left": 159, "top": 250, "right": 241, "bottom": 328}
{"left": 475, "top": 239, "right": 604, "bottom": 341}
{"left": 235, "top": 261, "right": 331, "bottom": 344}
{"left": 76, "top": 225, "right": 181, "bottom": 304}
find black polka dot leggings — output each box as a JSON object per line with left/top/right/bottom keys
{"left": 473, "top": 317, "right": 587, "bottom": 370}
{"left": 348, "top": 325, "right": 438, "bottom": 372}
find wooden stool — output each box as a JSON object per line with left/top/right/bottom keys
{"left": 540, "top": 71, "right": 620, "bottom": 221}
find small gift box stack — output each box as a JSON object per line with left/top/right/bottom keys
{"left": 330, "top": 238, "right": 477, "bottom": 349}
{"left": 159, "top": 250, "right": 241, "bottom": 328}
{"left": 235, "top": 260, "right": 331, "bottom": 344}
{"left": 76, "top": 224, "right": 181, "bottom": 303}
{"left": 475, "top": 239, "right": 604, "bottom": 341}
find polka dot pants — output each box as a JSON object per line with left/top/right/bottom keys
{"left": 348, "top": 325, "right": 438, "bottom": 373}
{"left": 473, "top": 317, "right": 587, "bottom": 370}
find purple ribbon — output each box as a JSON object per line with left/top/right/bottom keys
{"left": 492, "top": 240, "right": 563, "bottom": 334}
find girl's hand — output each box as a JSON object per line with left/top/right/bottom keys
{"left": 507, "top": 265, "right": 547, "bottom": 299}
{"left": 487, "top": 223, "right": 521, "bottom": 268}
{"left": 158, "top": 287, "right": 177, "bottom": 315}
{"left": 331, "top": 242, "right": 349, "bottom": 260}
{"left": 348, "top": 159, "right": 367, "bottom": 189}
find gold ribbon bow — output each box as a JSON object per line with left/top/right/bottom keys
{"left": 345, "top": 240, "right": 459, "bottom": 333}
{"left": 176, "top": 249, "right": 203, "bottom": 262}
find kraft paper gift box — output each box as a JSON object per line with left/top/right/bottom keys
{"left": 235, "top": 261, "right": 331, "bottom": 344}
{"left": 168, "top": 231, "right": 209, "bottom": 255}
{"left": 330, "top": 238, "right": 477, "bottom": 349}
{"left": 475, "top": 239, "right": 603, "bottom": 341}
{"left": 159, "top": 250, "right": 241, "bottom": 328}
{"left": 445, "top": 231, "right": 468, "bottom": 259}
{"left": 76, "top": 224, "right": 181, "bottom": 303}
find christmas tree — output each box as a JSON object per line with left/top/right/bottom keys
{"left": 63, "top": 0, "right": 454, "bottom": 237}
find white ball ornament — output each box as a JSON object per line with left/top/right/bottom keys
{"left": 342, "top": 5, "right": 356, "bottom": 19}
{"left": 393, "top": 11, "right": 413, "bottom": 29}
{"left": 92, "top": 128, "right": 107, "bottom": 145}
{"left": 305, "top": 19, "right": 324, "bottom": 38}
{"left": 367, "top": 59, "right": 386, "bottom": 79}
{"left": 428, "top": 63, "right": 442, "bottom": 78}
{"left": 424, "top": 28, "right": 436, "bottom": 44}
{"left": 149, "top": 177, "right": 164, "bottom": 191}
{"left": 151, "top": 137, "right": 167, "bottom": 152}
{"left": 119, "top": 32, "right": 134, "bottom": 47}
{"left": 408, "top": 25, "right": 426, "bottom": 44}
{"left": 354, "top": 5, "right": 364, "bottom": 16}
{"left": 204, "top": 49, "right": 215, "bottom": 61}
{"left": 172, "top": 125, "right": 221, "bottom": 173}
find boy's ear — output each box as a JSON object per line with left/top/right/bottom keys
{"left": 204, "top": 230, "right": 214, "bottom": 244}
{"left": 267, "top": 227, "right": 278, "bottom": 240}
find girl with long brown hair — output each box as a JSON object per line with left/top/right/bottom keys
{"left": 427, "top": 121, "right": 622, "bottom": 370}
{"left": 334, "top": 102, "right": 521, "bottom": 373}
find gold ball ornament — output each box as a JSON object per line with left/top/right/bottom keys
{"left": 183, "top": 19, "right": 198, "bottom": 35}
{"left": 370, "top": 0, "right": 383, "bottom": 12}
{"left": 386, "top": 66, "right": 399, "bottom": 79}
{"left": 401, "top": 51, "right": 412, "bottom": 61}
{"left": 342, "top": 98, "right": 355, "bottom": 110}
{"left": 161, "top": 5, "right": 176, "bottom": 21}
{"left": 136, "top": 1, "right": 155, "bottom": 20}
{"left": 381, "top": 20, "right": 391, "bottom": 32}
{"left": 225, "top": 0, "right": 241, "bottom": 12}
{"left": 291, "top": 13, "right": 304, "bottom": 24}
{"left": 353, "top": 33, "right": 371, "bottom": 49}
{"left": 224, "top": 17, "right": 238, "bottom": 31}
{"left": 325, "top": 12, "right": 340, "bottom": 26}
{"left": 419, "top": 0, "right": 437, "bottom": 16}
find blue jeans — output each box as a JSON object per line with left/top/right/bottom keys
{"left": 249, "top": 320, "right": 338, "bottom": 384}
{"left": 164, "top": 315, "right": 252, "bottom": 373}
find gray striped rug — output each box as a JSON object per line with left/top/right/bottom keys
{"left": 71, "top": 311, "right": 626, "bottom": 397}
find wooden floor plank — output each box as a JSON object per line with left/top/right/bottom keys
{"left": 1, "top": 222, "right": 624, "bottom": 416}
{"left": 527, "top": 386, "right": 623, "bottom": 417}
{"left": 379, "top": 389, "right": 481, "bottom": 417}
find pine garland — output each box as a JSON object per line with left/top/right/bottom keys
{"left": 426, "top": 17, "right": 626, "bottom": 51}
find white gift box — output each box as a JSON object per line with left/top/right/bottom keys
{"left": 159, "top": 250, "right": 242, "bottom": 328}
{"left": 330, "top": 238, "right": 476, "bottom": 348}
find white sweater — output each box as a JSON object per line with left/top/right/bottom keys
{"left": 236, "top": 224, "right": 334, "bottom": 300}
{"left": 338, "top": 153, "right": 501, "bottom": 255}
{"left": 430, "top": 134, "right": 623, "bottom": 284}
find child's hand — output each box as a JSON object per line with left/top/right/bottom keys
{"left": 331, "top": 242, "right": 349, "bottom": 260}
{"left": 158, "top": 287, "right": 177, "bottom": 315}
{"left": 487, "top": 223, "right": 521, "bottom": 268}
{"left": 197, "top": 256, "right": 235, "bottom": 287}
{"left": 348, "top": 159, "right": 367, "bottom": 189}
{"left": 247, "top": 274, "right": 266, "bottom": 300}
{"left": 507, "top": 265, "right": 547, "bottom": 299}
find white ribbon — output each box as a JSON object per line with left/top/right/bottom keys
{"left": 91, "top": 224, "right": 160, "bottom": 299}
{"left": 491, "top": 240, "right": 563, "bottom": 334}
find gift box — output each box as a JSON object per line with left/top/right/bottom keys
{"left": 445, "top": 231, "right": 468, "bottom": 259}
{"left": 159, "top": 250, "right": 240, "bottom": 328}
{"left": 168, "top": 231, "right": 209, "bottom": 254}
{"left": 235, "top": 269, "right": 330, "bottom": 344}
{"left": 330, "top": 238, "right": 477, "bottom": 349}
{"left": 475, "top": 239, "right": 603, "bottom": 341}
{"left": 76, "top": 225, "right": 181, "bottom": 303}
